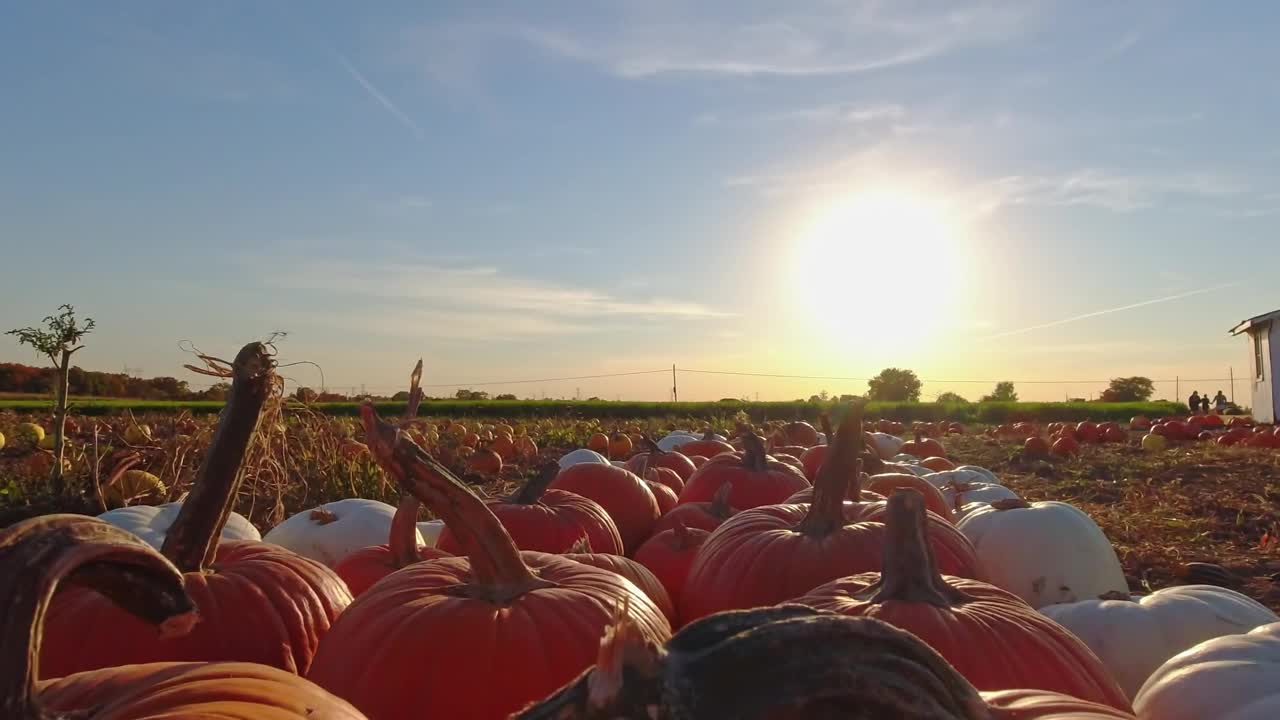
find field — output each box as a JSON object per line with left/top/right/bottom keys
{"left": 2, "top": 405, "right": 1278, "bottom": 610}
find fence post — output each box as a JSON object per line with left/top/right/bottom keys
{"left": 671, "top": 364, "right": 678, "bottom": 402}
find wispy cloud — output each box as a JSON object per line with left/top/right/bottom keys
{"left": 981, "top": 284, "right": 1241, "bottom": 340}
{"left": 336, "top": 54, "right": 424, "bottom": 139}
{"left": 974, "top": 170, "right": 1248, "bottom": 213}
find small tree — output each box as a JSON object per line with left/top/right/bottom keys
{"left": 935, "top": 391, "right": 969, "bottom": 404}
{"left": 867, "top": 368, "right": 922, "bottom": 402}
{"left": 1099, "top": 376, "right": 1155, "bottom": 402}
{"left": 295, "top": 386, "right": 318, "bottom": 403}
{"left": 7, "top": 304, "right": 95, "bottom": 494}
{"left": 980, "top": 381, "right": 1018, "bottom": 402}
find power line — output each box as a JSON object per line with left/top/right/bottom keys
{"left": 678, "top": 369, "right": 1238, "bottom": 384}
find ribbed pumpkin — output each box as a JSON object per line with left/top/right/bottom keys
{"left": 633, "top": 521, "right": 709, "bottom": 622}
{"left": 796, "top": 489, "right": 1131, "bottom": 712}
{"left": 308, "top": 405, "right": 670, "bottom": 720}
{"left": 652, "top": 482, "right": 738, "bottom": 534}
{"left": 901, "top": 432, "right": 946, "bottom": 458}
{"left": 864, "top": 472, "right": 953, "bottom": 522}
{"left": 437, "top": 464, "right": 624, "bottom": 555}
{"left": 517, "top": 606, "right": 1136, "bottom": 720}
{"left": 563, "top": 539, "right": 676, "bottom": 626}
{"left": 675, "top": 431, "right": 736, "bottom": 459}
{"left": 677, "top": 433, "right": 810, "bottom": 510}
{"left": 333, "top": 494, "right": 453, "bottom": 597}
{"left": 3, "top": 514, "right": 366, "bottom": 720}
{"left": 624, "top": 438, "right": 698, "bottom": 481}
{"left": 41, "top": 343, "right": 352, "bottom": 677}
{"left": 679, "top": 403, "right": 984, "bottom": 624}
{"left": 548, "top": 462, "right": 659, "bottom": 553}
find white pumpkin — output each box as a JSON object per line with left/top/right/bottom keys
{"left": 416, "top": 519, "right": 445, "bottom": 547}
{"left": 656, "top": 432, "right": 701, "bottom": 452}
{"left": 263, "top": 498, "right": 418, "bottom": 567}
{"left": 953, "top": 465, "right": 1000, "bottom": 484}
{"left": 867, "top": 432, "right": 904, "bottom": 460}
{"left": 890, "top": 453, "right": 920, "bottom": 464}
{"left": 98, "top": 501, "right": 260, "bottom": 550}
{"left": 938, "top": 480, "right": 1020, "bottom": 520}
{"left": 1042, "top": 585, "right": 1279, "bottom": 699}
{"left": 558, "top": 448, "right": 611, "bottom": 468}
{"left": 1134, "top": 621, "right": 1280, "bottom": 719}
{"left": 922, "top": 468, "right": 1003, "bottom": 489}
{"left": 957, "top": 499, "right": 1128, "bottom": 609}
{"left": 611, "top": 460, "right": 628, "bottom": 468}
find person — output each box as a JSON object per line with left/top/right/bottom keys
{"left": 1188, "top": 390, "right": 1201, "bottom": 414}
{"left": 1213, "top": 390, "right": 1229, "bottom": 413}
{"left": 1201, "top": 394, "right": 1211, "bottom": 414}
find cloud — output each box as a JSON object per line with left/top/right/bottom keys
{"left": 336, "top": 54, "right": 425, "bottom": 139}
{"left": 974, "top": 170, "right": 1248, "bottom": 213}
{"left": 396, "top": 2, "right": 1041, "bottom": 82}
{"left": 265, "top": 257, "right": 731, "bottom": 341}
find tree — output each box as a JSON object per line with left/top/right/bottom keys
{"left": 455, "top": 388, "right": 489, "bottom": 400}
{"left": 935, "top": 391, "right": 969, "bottom": 404}
{"left": 7, "top": 304, "right": 95, "bottom": 493}
{"left": 295, "top": 386, "right": 318, "bottom": 403}
{"left": 494, "top": 393, "right": 517, "bottom": 401}
{"left": 980, "top": 381, "right": 1018, "bottom": 402}
{"left": 867, "top": 368, "right": 922, "bottom": 402}
{"left": 1099, "top": 376, "right": 1155, "bottom": 402}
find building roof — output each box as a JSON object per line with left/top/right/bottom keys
{"left": 1230, "top": 308, "right": 1280, "bottom": 335}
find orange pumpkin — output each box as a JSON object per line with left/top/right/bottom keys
{"left": 490, "top": 433, "right": 515, "bottom": 459}
{"left": 609, "top": 432, "right": 634, "bottom": 459}
{"left": 863, "top": 473, "right": 952, "bottom": 522}
{"left": 587, "top": 432, "right": 610, "bottom": 455}
{"left": 515, "top": 435, "right": 539, "bottom": 459}
{"left": 919, "top": 456, "right": 955, "bottom": 472}
{"left": 467, "top": 448, "right": 503, "bottom": 475}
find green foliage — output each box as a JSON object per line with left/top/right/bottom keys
{"left": 935, "top": 391, "right": 969, "bottom": 404}
{"left": 6, "top": 304, "right": 95, "bottom": 362}
{"left": 867, "top": 368, "right": 922, "bottom": 402}
{"left": 1099, "top": 376, "right": 1156, "bottom": 402}
{"left": 981, "top": 381, "right": 1018, "bottom": 402}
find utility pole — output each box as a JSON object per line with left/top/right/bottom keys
{"left": 672, "top": 364, "right": 678, "bottom": 403}
{"left": 1230, "top": 367, "right": 1235, "bottom": 403}
{"left": 1175, "top": 376, "right": 1179, "bottom": 404}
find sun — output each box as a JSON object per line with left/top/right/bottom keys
{"left": 789, "top": 190, "right": 964, "bottom": 348}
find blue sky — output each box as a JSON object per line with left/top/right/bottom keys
{"left": 2, "top": 1, "right": 1278, "bottom": 402}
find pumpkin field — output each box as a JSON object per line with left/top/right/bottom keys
{"left": 2, "top": 345, "right": 1279, "bottom": 718}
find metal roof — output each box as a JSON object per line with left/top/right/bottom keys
{"left": 1229, "top": 308, "right": 1280, "bottom": 335}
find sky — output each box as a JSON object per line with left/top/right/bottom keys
{"left": 2, "top": 1, "right": 1278, "bottom": 402}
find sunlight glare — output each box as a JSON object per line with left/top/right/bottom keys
{"left": 790, "top": 190, "right": 964, "bottom": 349}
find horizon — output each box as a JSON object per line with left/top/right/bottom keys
{"left": 3, "top": 2, "right": 1278, "bottom": 403}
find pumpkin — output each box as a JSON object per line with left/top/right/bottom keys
{"left": 1051, "top": 435, "right": 1081, "bottom": 456}
{"left": 557, "top": 447, "right": 611, "bottom": 468}
{"left": 866, "top": 431, "right": 905, "bottom": 459}
{"left": 608, "top": 432, "right": 633, "bottom": 459}
{"left": 438, "top": 464, "right": 624, "bottom": 555}
{"left": 1, "top": 514, "right": 366, "bottom": 720}
{"left": 652, "top": 482, "right": 738, "bottom": 534}
{"left": 919, "top": 455, "right": 956, "bottom": 472}
{"left": 655, "top": 430, "right": 700, "bottom": 452}
{"left": 630, "top": 455, "right": 685, "bottom": 496}
{"left": 308, "top": 405, "right": 670, "bottom": 720}
{"left": 518, "top": 606, "right": 1135, "bottom": 719}
{"left": 333, "top": 494, "right": 453, "bottom": 597}
{"left": 864, "top": 472, "right": 953, "bottom": 522}
{"left": 490, "top": 432, "right": 515, "bottom": 459}
{"left": 264, "top": 497, "right": 420, "bottom": 567}
{"left": 676, "top": 433, "right": 810, "bottom": 510}
{"left": 900, "top": 432, "right": 946, "bottom": 459}
{"left": 623, "top": 438, "right": 697, "bottom": 481}
{"left": 957, "top": 498, "right": 1127, "bottom": 608}
{"left": 678, "top": 403, "right": 983, "bottom": 623}
{"left": 795, "top": 489, "right": 1131, "bottom": 711}
{"left": 97, "top": 500, "right": 260, "bottom": 550}
{"left": 632, "top": 521, "right": 709, "bottom": 622}
{"left": 563, "top": 539, "right": 676, "bottom": 626}
{"left": 587, "top": 431, "right": 610, "bottom": 455}
{"left": 778, "top": 420, "right": 821, "bottom": 447}
{"left": 466, "top": 446, "right": 503, "bottom": 474}
{"left": 646, "top": 478, "right": 679, "bottom": 515}
{"left": 676, "top": 431, "right": 736, "bottom": 458}
{"left": 938, "top": 480, "right": 1021, "bottom": 520}
{"left": 1041, "top": 585, "right": 1279, "bottom": 699}
{"left": 42, "top": 343, "right": 352, "bottom": 677}
{"left": 548, "top": 462, "right": 659, "bottom": 553}
{"left": 1132, "top": 621, "right": 1280, "bottom": 719}
{"left": 515, "top": 435, "right": 538, "bottom": 459}
{"left": 104, "top": 466, "right": 167, "bottom": 506}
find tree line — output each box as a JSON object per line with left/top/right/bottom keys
{"left": 0, "top": 362, "right": 220, "bottom": 400}
{"left": 802, "top": 368, "right": 1157, "bottom": 404}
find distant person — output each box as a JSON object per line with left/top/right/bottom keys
{"left": 1200, "top": 395, "right": 1210, "bottom": 414}
{"left": 1188, "top": 391, "right": 1201, "bottom": 414}
{"left": 1213, "top": 390, "right": 1229, "bottom": 413}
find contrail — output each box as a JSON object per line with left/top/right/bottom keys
{"left": 981, "top": 282, "right": 1241, "bottom": 340}
{"left": 336, "top": 54, "right": 424, "bottom": 139}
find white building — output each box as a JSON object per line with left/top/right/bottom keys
{"left": 1230, "top": 309, "right": 1280, "bottom": 424}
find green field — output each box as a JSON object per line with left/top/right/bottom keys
{"left": 0, "top": 397, "right": 1187, "bottom": 423}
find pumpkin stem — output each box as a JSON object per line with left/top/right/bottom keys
{"left": 640, "top": 437, "right": 666, "bottom": 457}
{"left": 0, "top": 515, "right": 198, "bottom": 720}
{"left": 388, "top": 493, "right": 423, "bottom": 568}
{"left": 740, "top": 433, "right": 769, "bottom": 472}
{"left": 361, "top": 403, "right": 555, "bottom": 603}
{"left": 160, "top": 342, "right": 274, "bottom": 573}
{"left": 862, "top": 489, "right": 973, "bottom": 607}
{"left": 509, "top": 463, "right": 559, "bottom": 505}
{"left": 989, "top": 498, "right": 1032, "bottom": 511}
{"left": 567, "top": 536, "right": 593, "bottom": 554}
{"left": 402, "top": 358, "right": 424, "bottom": 422}
{"left": 797, "top": 401, "right": 865, "bottom": 537}
{"left": 708, "top": 482, "right": 735, "bottom": 520}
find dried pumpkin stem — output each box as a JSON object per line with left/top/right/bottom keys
{"left": 739, "top": 433, "right": 769, "bottom": 472}
{"left": 862, "top": 489, "right": 973, "bottom": 606}
{"left": 161, "top": 342, "right": 274, "bottom": 573}
{"left": 0, "top": 515, "right": 197, "bottom": 720}
{"left": 509, "top": 464, "right": 559, "bottom": 505}
{"left": 797, "top": 401, "right": 865, "bottom": 537}
{"left": 361, "top": 403, "right": 554, "bottom": 602}
{"left": 388, "top": 493, "right": 423, "bottom": 568}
